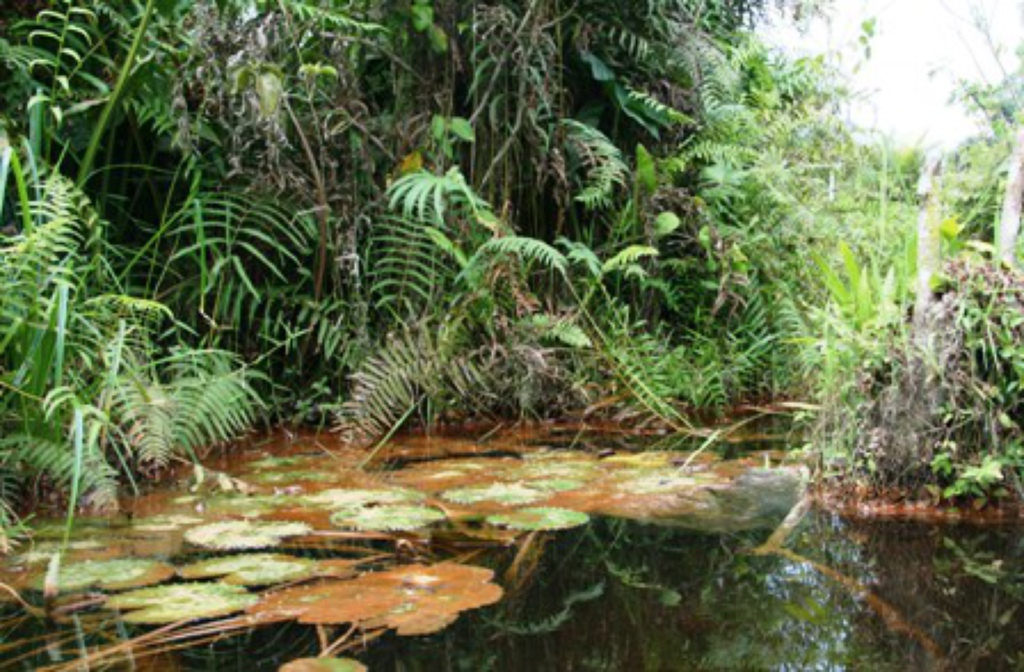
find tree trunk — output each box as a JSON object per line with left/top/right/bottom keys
{"left": 914, "top": 153, "right": 943, "bottom": 331}
{"left": 998, "top": 127, "right": 1024, "bottom": 267}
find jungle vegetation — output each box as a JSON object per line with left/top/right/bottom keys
{"left": 1, "top": 0, "right": 1023, "bottom": 533}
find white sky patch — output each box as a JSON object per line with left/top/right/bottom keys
{"left": 763, "top": 0, "right": 1023, "bottom": 148}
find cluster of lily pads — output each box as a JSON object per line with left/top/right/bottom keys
{"left": 0, "top": 432, "right": 798, "bottom": 672}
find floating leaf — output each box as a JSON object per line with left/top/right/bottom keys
{"left": 17, "top": 540, "right": 105, "bottom": 565}
{"left": 528, "top": 478, "right": 586, "bottom": 493}
{"left": 486, "top": 507, "right": 590, "bottom": 531}
{"left": 442, "top": 483, "right": 546, "bottom": 506}
{"left": 250, "top": 563, "right": 502, "bottom": 636}
{"left": 185, "top": 521, "right": 312, "bottom": 550}
{"left": 131, "top": 514, "right": 205, "bottom": 533}
{"left": 248, "top": 456, "right": 308, "bottom": 469}
{"left": 279, "top": 658, "right": 367, "bottom": 672}
{"left": 180, "top": 553, "right": 320, "bottom": 586}
{"left": 31, "top": 558, "right": 176, "bottom": 593}
{"left": 302, "top": 488, "right": 424, "bottom": 510}
{"left": 107, "top": 583, "right": 258, "bottom": 624}
{"left": 617, "top": 472, "right": 703, "bottom": 495}
{"left": 329, "top": 505, "right": 446, "bottom": 532}
{"left": 247, "top": 470, "right": 339, "bottom": 485}
{"left": 203, "top": 494, "right": 291, "bottom": 518}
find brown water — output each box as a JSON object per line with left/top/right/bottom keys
{"left": 1, "top": 425, "right": 1023, "bottom": 671}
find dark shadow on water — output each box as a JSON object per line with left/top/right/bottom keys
{"left": 108, "top": 513, "right": 1024, "bottom": 672}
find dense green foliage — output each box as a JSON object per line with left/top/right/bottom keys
{"left": 1, "top": 0, "right": 1023, "bottom": 526}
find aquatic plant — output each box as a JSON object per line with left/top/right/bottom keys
{"left": 249, "top": 563, "right": 503, "bottom": 636}
{"left": 31, "top": 557, "right": 176, "bottom": 593}
{"left": 180, "top": 553, "right": 319, "bottom": 586}
{"left": 302, "top": 488, "right": 424, "bottom": 510}
{"left": 106, "top": 582, "right": 259, "bottom": 624}
{"left": 246, "top": 470, "right": 340, "bottom": 485}
{"left": 131, "top": 515, "right": 205, "bottom": 533}
{"left": 184, "top": 521, "right": 312, "bottom": 550}
{"left": 279, "top": 659, "right": 367, "bottom": 672}
{"left": 442, "top": 483, "right": 547, "bottom": 506}
{"left": 486, "top": 507, "right": 590, "bottom": 531}
{"left": 528, "top": 478, "right": 587, "bottom": 493}
{"left": 328, "top": 505, "right": 446, "bottom": 532}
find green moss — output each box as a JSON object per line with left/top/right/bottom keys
{"left": 184, "top": 520, "right": 312, "bottom": 550}
{"left": 485, "top": 507, "right": 590, "bottom": 531}
{"left": 329, "top": 505, "right": 446, "bottom": 532}
{"left": 106, "top": 582, "right": 258, "bottom": 624}
{"left": 180, "top": 553, "right": 319, "bottom": 586}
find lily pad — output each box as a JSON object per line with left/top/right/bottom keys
{"left": 32, "top": 558, "right": 176, "bottom": 593}
{"left": 17, "top": 540, "right": 105, "bottom": 565}
{"left": 302, "top": 488, "right": 424, "bottom": 510}
{"left": 485, "top": 507, "right": 590, "bottom": 531}
{"left": 106, "top": 582, "right": 258, "bottom": 624}
{"left": 203, "top": 494, "right": 291, "bottom": 518}
{"left": 279, "top": 658, "right": 367, "bottom": 672}
{"left": 527, "top": 478, "right": 586, "bottom": 493}
{"left": 184, "top": 521, "right": 313, "bottom": 550}
{"left": 131, "top": 514, "right": 206, "bottom": 533}
{"left": 180, "top": 553, "right": 319, "bottom": 586}
{"left": 248, "top": 456, "right": 308, "bottom": 470}
{"left": 616, "top": 472, "right": 704, "bottom": 495}
{"left": 442, "top": 483, "right": 546, "bottom": 506}
{"left": 329, "top": 505, "right": 446, "bottom": 532}
{"left": 250, "top": 563, "right": 503, "bottom": 636}
{"left": 246, "top": 470, "right": 339, "bottom": 485}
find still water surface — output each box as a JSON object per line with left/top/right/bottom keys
{"left": 2, "top": 426, "right": 1022, "bottom": 671}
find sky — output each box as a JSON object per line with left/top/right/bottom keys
{"left": 763, "top": 0, "right": 1023, "bottom": 148}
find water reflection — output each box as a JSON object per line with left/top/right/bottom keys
{"left": 2, "top": 425, "right": 1023, "bottom": 671}
{"left": 116, "top": 512, "right": 1024, "bottom": 671}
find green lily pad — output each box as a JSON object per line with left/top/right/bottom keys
{"left": 329, "top": 505, "right": 446, "bottom": 532}
{"left": 203, "top": 494, "right": 291, "bottom": 518}
{"left": 246, "top": 470, "right": 339, "bottom": 485}
{"left": 442, "top": 483, "right": 547, "bottom": 506}
{"left": 279, "top": 658, "right": 367, "bottom": 672}
{"left": 302, "top": 488, "right": 424, "bottom": 510}
{"left": 17, "top": 540, "right": 105, "bottom": 565}
{"left": 528, "top": 478, "right": 586, "bottom": 493}
{"left": 180, "top": 553, "right": 319, "bottom": 586}
{"left": 184, "top": 520, "right": 313, "bottom": 550}
{"left": 617, "top": 472, "right": 703, "bottom": 495}
{"left": 131, "top": 514, "right": 206, "bottom": 533}
{"left": 486, "top": 507, "right": 590, "bottom": 531}
{"left": 32, "top": 558, "right": 176, "bottom": 593}
{"left": 106, "top": 582, "right": 258, "bottom": 624}
{"left": 248, "top": 456, "right": 308, "bottom": 469}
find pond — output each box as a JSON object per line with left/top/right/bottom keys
{"left": 1, "top": 425, "right": 1022, "bottom": 671}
